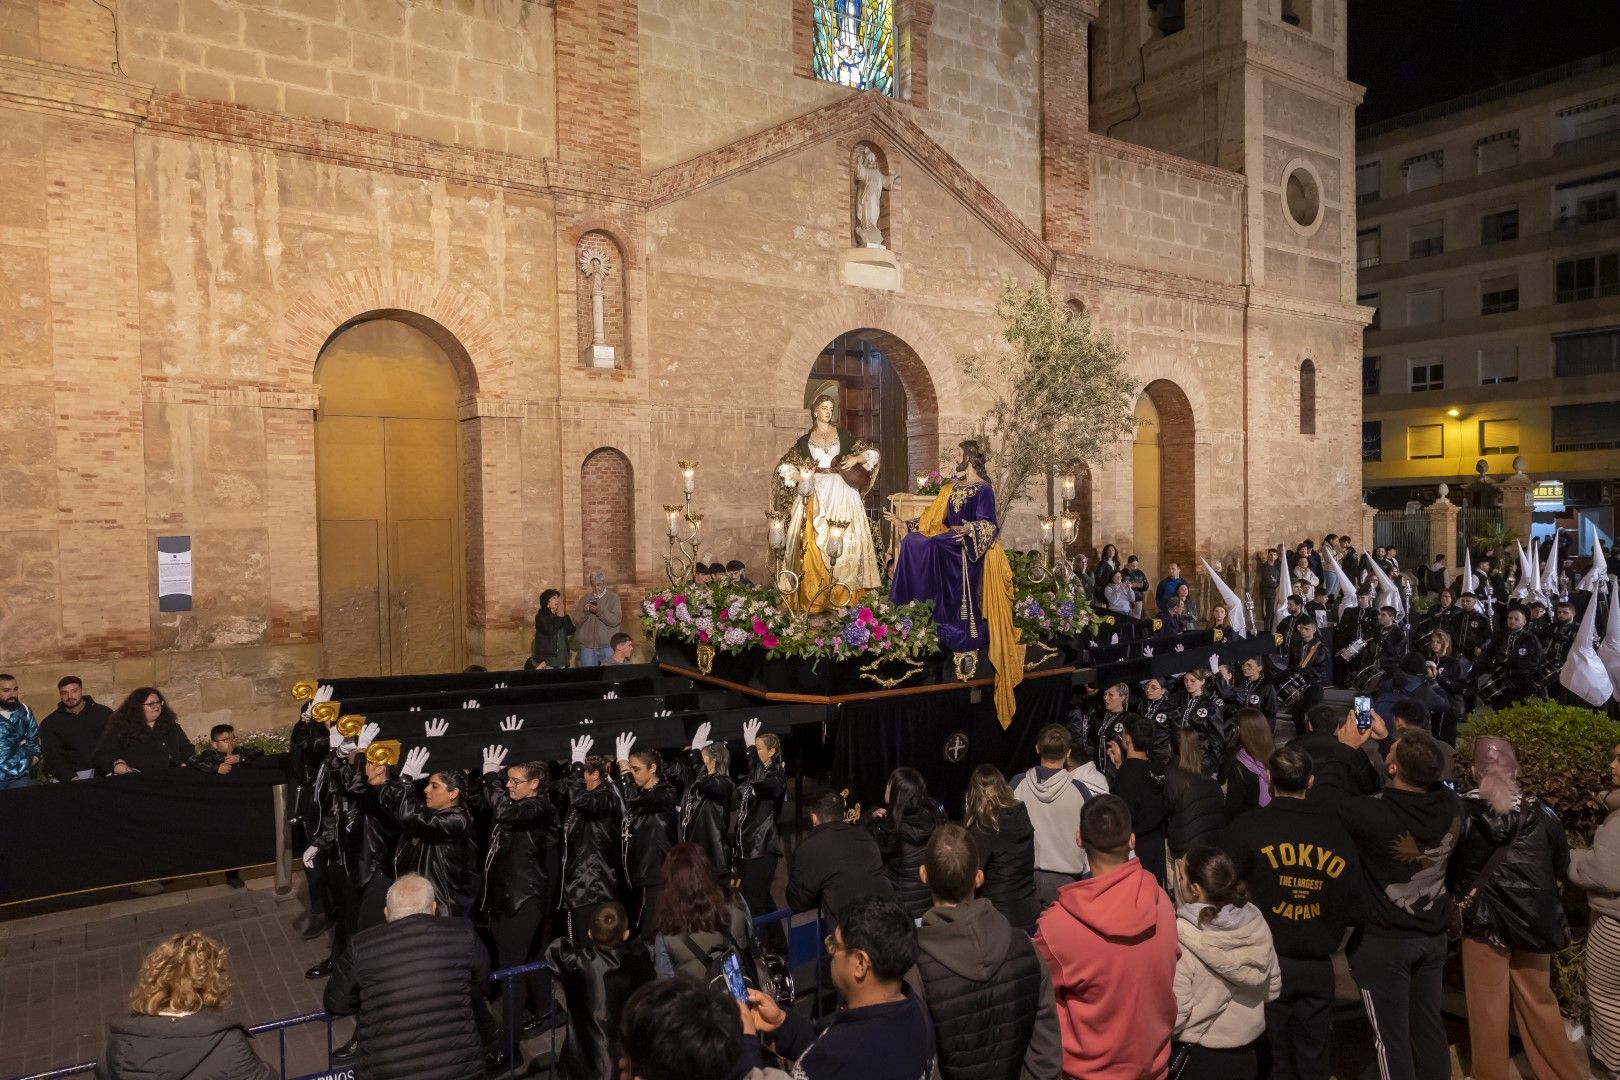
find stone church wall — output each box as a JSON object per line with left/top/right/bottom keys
{"left": 119, "top": 0, "right": 556, "bottom": 158}
{"left": 639, "top": 0, "right": 1044, "bottom": 230}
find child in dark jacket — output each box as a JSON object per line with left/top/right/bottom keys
{"left": 543, "top": 902, "right": 656, "bottom": 1080}
{"left": 189, "top": 724, "right": 264, "bottom": 774}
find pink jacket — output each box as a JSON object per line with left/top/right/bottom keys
{"left": 1033, "top": 860, "right": 1179, "bottom": 1079}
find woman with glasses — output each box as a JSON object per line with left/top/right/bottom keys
{"left": 481, "top": 754, "right": 561, "bottom": 1034}
{"left": 94, "top": 687, "right": 193, "bottom": 776}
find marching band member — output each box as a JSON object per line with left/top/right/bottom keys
{"left": 1138, "top": 676, "right": 1177, "bottom": 774}
{"left": 1476, "top": 607, "right": 1544, "bottom": 708}
{"left": 374, "top": 749, "right": 482, "bottom": 919}
{"left": 1080, "top": 683, "right": 1131, "bottom": 783}
{"left": 1372, "top": 606, "right": 1408, "bottom": 672}
{"left": 560, "top": 740, "right": 623, "bottom": 943}
{"left": 1285, "top": 619, "right": 1330, "bottom": 718}
{"left": 1451, "top": 593, "right": 1493, "bottom": 660}
{"left": 669, "top": 723, "right": 736, "bottom": 882}
{"left": 1217, "top": 656, "right": 1279, "bottom": 730}
{"left": 1422, "top": 631, "right": 1470, "bottom": 744}
{"left": 735, "top": 719, "right": 786, "bottom": 924}
{"left": 1278, "top": 594, "right": 1311, "bottom": 653}
{"left": 613, "top": 735, "right": 679, "bottom": 934}
{"left": 1334, "top": 585, "right": 1379, "bottom": 686}
{"left": 1416, "top": 589, "right": 1459, "bottom": 651}
{"left": 480, "top": 747, "right": 561, "bottom": 1034}
{"left": 1175, "top": 668, "right": 1229, "bottom": 779}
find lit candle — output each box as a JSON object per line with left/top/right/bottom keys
{"left": 1039, "top": 515, "right": 1055, "bottom": 546}
{"left": 766, "top": 512, "right": 785, "bottom": 552}
{"left": 797, "top": 465, "right": 814, "bottom": 498}
{"left": 826, "top": 520, "right": 848, "bottom": 562}
{"left": 915, "top": 472, "right": 928, "bottom": 491}
{"left": 678, "top": 460, "right": 697, "bottom": 495}
{"left": 1060, "top": 473, "right": 1076, "bottom": 501}
{"left": 1060, "top": 511, "right": 1080, "bottom": 545}
{"left": 664, "top": 504, "right": 681, "bottom": 539}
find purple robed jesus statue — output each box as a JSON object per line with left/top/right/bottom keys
{"left": 887, "top": 444, "right": 1002, "bottom": 655}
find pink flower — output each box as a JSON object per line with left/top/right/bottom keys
{"left": 760, "top": 633, "right": 779, "bottom": 649}
{"left": 697, "top": 629, "right": 710, "bottom": 643}
{"left": 653, "top": 596, "right": 666, "bottom": 609}
{"left": 856, "top": 607, "right": 877, "bottom": 626}
{"left": 753, "top": 618, "right": 769, "bottom": 635}
{"left": 665, "top": 613, "right": 676, "bottom": 625}
{"left": 673, "top": 594, "right": 687, "bottom": 606}
{"left": 872, "top": 625, "right": 888, "bottom": 640}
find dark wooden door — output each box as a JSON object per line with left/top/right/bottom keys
{"left": 810, "top": 333, "right": 909, "bottom": 513}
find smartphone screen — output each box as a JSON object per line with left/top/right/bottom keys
{"left": 1354, "top": 695, "right": 1373, "bottom": 732}
{"left": 721, "top": 951, "right": 748, "bottom": 1003}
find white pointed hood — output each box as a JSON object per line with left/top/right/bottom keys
{"left": 1561, "top": 584, "right": 1615, "bottom": 707}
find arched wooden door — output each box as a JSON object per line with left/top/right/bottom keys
{"left": 315, "top": 318, "right": 466, "bottom": 676}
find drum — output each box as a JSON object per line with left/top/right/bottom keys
{"left": 1473, "top": 671, "right": 1516, "bottom": 710}
{"left": 1276, "top": 673, "right": 1310, "bottom": 709}
{"left": 1350, "top": 665, "right": 1385, "bottom": 695}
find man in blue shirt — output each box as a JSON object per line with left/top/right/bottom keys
{"left": 1155, "top": 562, "right": 1187, "bottom": 614}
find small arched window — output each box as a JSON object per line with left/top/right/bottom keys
{"left": 1299, "top": 358, "right": 1317, "bottom": 435}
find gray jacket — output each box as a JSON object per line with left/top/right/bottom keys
{"left": 1569, "top": 794, "right": 1620, "bottom": 921}
{"left": 571, "top": 589, "right": 622, "bottom": 649}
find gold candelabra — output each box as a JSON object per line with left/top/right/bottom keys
{"left": 662, "top": 460, "right": 704, "bottom": 586}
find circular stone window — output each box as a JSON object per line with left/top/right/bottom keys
{"left": 1282, "top": 160, "right": 1323, "bottom": 236}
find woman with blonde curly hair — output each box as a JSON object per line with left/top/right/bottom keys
{"left": 97, "top": 932, "right": 276, "bottom": 1079}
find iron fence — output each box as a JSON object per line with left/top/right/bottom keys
{"left": 1373, "top": 509, "right": 1431, "bottom": 572}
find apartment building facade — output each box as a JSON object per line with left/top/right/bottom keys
{"left": 1357, "top": 51, "right": 1620, "bottom": 549}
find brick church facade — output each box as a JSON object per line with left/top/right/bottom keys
{"left": 0, "top": 0, "right": 1367, "bottom": 731}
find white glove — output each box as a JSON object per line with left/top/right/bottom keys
{"left": 742, "top": 717, "right": 762, "bottom": 746}
{"left": 690, "top": 722, "right": 712, "bottom": 752}
{"left": 314, "top": 685, "right": 334, "bottom": 704}
{"left": 409, "top": 706, "right": 422, "bottom": 713}
{"left": 655, "top": 709, "right": 673, "bottom": 718}
{"left": 602, "top": 690, "right": 619, "bottom": 700}
{"left": 328, "top": 724, "right": 344, "bottom": 750}
{"left": 615, "top": 732, "right": 636, "bottom": 761}
{"left": 570, "top": 735, "right": 594, "bottom": 764}
{"left": 494, "top": 682, "right": 508, "bottom": 689}
{"left": 424, "top": 717, "right": 448, "bottom": 738}
{"left": 462, "top": 698, "right": 480, "bottom": 710}
{"left": 500, "top": 715, "right": 524, "bottom": 732}
{"left": 302, "top": 845, "right": 319, "bottom": 869}
{"left": 1208, "top": 654, "right": 1220, "bottom": 674}
{"left": 482, "top": 744, "right": 508, "bottom": 775}
{"left": 358, "top": 722, "right": 379, "bottom": 750}
{"left": 401, "top": 746, "right": 430, "bottom": 781}
{"left": 1142, "top": 645, "right": 1154, "bottom": 658}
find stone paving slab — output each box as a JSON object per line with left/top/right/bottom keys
{"left": 0, "top": 877, "right": 341, "bottom": 1079}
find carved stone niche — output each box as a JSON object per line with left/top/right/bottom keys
{"left": 843, "top": 142, "right": 902, "bottom": 291}
{"left": 577, "top": 230, "right": 625, "bottom": 368}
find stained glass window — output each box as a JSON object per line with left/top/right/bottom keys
{"left": 812, "top": 0, "right": 894, "bottom": 95}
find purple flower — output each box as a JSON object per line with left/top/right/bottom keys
{"left": 1059, "top": 601, "right": 1075, "bottom": 617}
{"left": 722, "top": 626, "right": 748, "bottom": 648}
{"left": 842, "top": 622, "right": 871, "bottom": 648}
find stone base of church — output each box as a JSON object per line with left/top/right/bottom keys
{"left": 580, "top": 343, "right": 618, "bottom": 368}
{"left": 839, "top": 247, "right": 904, "bottom": 292}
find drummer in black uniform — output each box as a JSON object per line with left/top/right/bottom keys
{"left": 1451, "top": 593, "right": 1493, "bottom": 660}
{"left": 1475, "top": 606, "right": 1544, "bottom": 708}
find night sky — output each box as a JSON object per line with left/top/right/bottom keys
{"left": 1349, "top": 0, "right": 1620, "bottom": 126}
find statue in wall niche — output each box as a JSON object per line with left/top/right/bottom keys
{"left": 578, "top": 250, "right": 611, "bottom": 347}
{"left": 853, "top": 146, "right": 899, "bottom": 248}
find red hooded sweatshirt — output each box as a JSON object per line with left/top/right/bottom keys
{"left": 1033, "top": 859, "right": 1178, "bottom": 1079}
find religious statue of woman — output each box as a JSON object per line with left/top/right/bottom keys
{"left": 773, "top": 394, "right": 881, "bottom": 610}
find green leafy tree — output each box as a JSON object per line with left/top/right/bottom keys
{"left": 961, "top": 285, "right": 1139, "bottom": 512}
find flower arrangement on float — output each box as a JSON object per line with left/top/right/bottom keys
{"left": 638, "top": 581, "right": 939, "bottom": 663}
{"left": 1005, "top": 550, "right": 1099, "bottom": 641}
